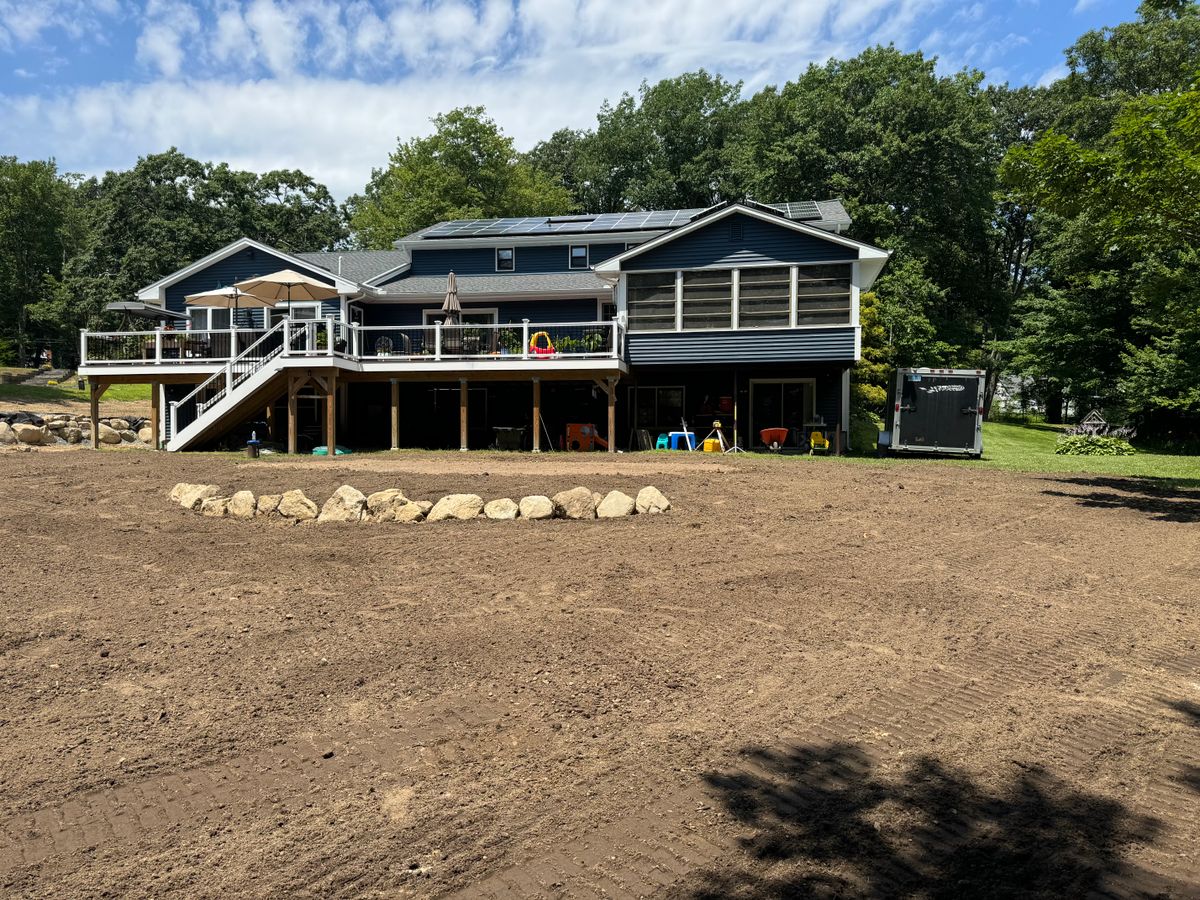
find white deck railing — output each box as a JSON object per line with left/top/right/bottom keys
{"left": 82, "top": 319, "right": 624, "bottom": 366}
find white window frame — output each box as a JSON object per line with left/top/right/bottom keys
{"left": 569, "top": 244, "right": 589, "bottom": 269}
{"left": 422, "top": 307, "right": 498, "bottom": 325}
{"left": 188, "top": 306, "right": 234, "bottom": 331}
{"left": 495, "top": 247, "right": 515, "bottom": 272}
{"left": 268, "top": 302, "right": 322, "bottom": 325}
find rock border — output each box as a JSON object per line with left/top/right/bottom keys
{"left": 170, "top": 483, "right": 669, "bottom": 523}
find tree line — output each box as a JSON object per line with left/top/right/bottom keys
{"left": 1, "top": 1, "right": 1195, "bottom": 440}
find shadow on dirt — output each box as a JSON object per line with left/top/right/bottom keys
{"left": 680, "top": 741, "right": 1185, "bottom": 899}
{"left": 1168, "top": 700, "right": 1200, "bottom": 796}
{"left": 1041, "top": 476, "right": 1200, "bottom": 522}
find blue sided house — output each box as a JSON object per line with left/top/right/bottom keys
{"left": 78, "top": 199, "right": 889, "bottom": 453}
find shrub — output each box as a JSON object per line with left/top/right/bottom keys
{"left": 1054, "top": 434, "right": 1136, "bottom": 456}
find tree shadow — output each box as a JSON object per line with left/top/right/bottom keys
{"left": 1042, "top": 475, "right": 1200, "bottom": 522}
{"left": 1167, "top": 700, "right": 1200, "bottom": 796}
{"left": 680, "top": 741, "right": 1188, "bottom": 899}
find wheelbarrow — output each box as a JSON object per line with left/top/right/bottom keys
{"left": 759, "top": 427, "right": 790, "bottom": 452}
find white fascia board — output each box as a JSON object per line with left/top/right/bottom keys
{"left": 361, "top": 287, "right": 611, "bottom": 303}
{"left": 135, "top": 237, "right": 365, "bottom": 302}
{"left": 393, "top": 230, "right": 666, "bottom": 252}
{"left": 593, "top": 203, "right": 890, "bottom": 283}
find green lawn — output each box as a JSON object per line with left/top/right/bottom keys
{"left": 0, "top": 381, "right": 151, "bottom": 405}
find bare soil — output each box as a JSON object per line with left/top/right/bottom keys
{"left": 1, "top": 449, "right": 1198, "bottom": 898}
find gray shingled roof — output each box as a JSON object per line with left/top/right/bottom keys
{"left": 380, "top": 272, "right": 609, "bottom": 296}
{"left": 295, "top": 250, "right": 409, "bottom": 284}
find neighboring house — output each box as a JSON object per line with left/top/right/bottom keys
{"left": 78, "top": 199, "right": 889, "bottom": 453}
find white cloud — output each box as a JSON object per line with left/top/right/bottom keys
{"left": 136, "top": 0, "right": 201, "bottom": 78}
{"left": 1037, "top": 62, "right": 1068, "bottom": 87}
{"left": 1072, "top": 0, "right": 1101, "bottom": 11}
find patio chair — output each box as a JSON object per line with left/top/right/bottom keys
{"left": 375, "top": 336, "right": 393, "bottom": 356}
{"left": 810, "top": 430, "right": 830, "bottom": 454}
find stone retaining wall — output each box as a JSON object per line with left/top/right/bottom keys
{"left": 0, "top": 413, "right": 154, "bottom": 448}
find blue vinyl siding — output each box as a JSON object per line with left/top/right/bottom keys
{"left": 362, "top": 298, "right": 600, "bottom": 327}
{"left": 626, "top": 327, "right": 857, "bottom": 365}
{"left": 164, "top": 247, "right": 338, "bottom": 317}
{"left": 626, "top": 213, "right": 856, "bottom": 271}
{"left": 409, "top": 242, "right": 629, "bottom": 277}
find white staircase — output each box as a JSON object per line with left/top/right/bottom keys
{"left": 165, "top": 321, "right": 292, "bottom": 451}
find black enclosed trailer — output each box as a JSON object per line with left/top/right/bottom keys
{"left": 877, "top": 368, "right": 986, "bottom": 458}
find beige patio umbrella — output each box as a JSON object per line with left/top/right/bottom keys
{"left": 441, "top": 271, "right": 461, "bottom": 325}
{"left": 233, "top": 268, "right": 338, "bottom": 312}
{"left": 185, "top": 286, "right": 277, "bottom": 322}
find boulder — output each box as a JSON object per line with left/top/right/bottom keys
{"left": 177, "top": 483, "right": 221, "bottom": 510}
{"left": 427, "top": 493, "right": 484, "bottom": 522}
{"left": 318, "top": 485, "right": 367, "bottom": 523}
{"left": 11, "top": 423, "right": 45, "bottom": 445}
{"left": 552, "top": 486, "right": 597, "bottom": 520}
{"left": 391, "top": 502, "right": 427, "bottom": 523}
{"left": 597, "top": 490, "right": 636, "bottom": 518}
{"left": 107, "top": 418, "right": 130, "bottom": 431}
{"left": 137, "top": 426, "right": 154, "bottom": 443}
{"left": 484, "top": 498, "right": 519, "bottom": 520}
{"left": 518, "top": 495, "right": 554, "bottom": 520}
{"left": 227, "top": 490, "right": 257, "bottom": 520}
{"left": 118, "top": 429, "right": 137, "bottom": 443}
{"left": 414, "top": 500, "right": 433, "bottom": 514}
{"left": 0, "top": 422, "right": 14, "bottom": 444}
{"left": 365, "top": 489, "right": 408, "bottom": 521}
{"left": 97, "top": 423, "right": 121, "bottom": 444}
{"left": 200, "top": 497, "right": 230, "bottom": 518}
{"left": 256, "top": 494, "right": 282, "bottom": 517}
{"left": 635, "top": 486, "right": 671, "bottom": 515}
{"left": 277, "top": 489, "right": 318, "bottom": 521}
{"left": 64, "top": 427, "right": 82, "bottom": 444}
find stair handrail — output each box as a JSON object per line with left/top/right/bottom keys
{"left": 172, "top": 320, "right": 287, "bottom": 428}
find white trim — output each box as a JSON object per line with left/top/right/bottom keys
{"left": 850, "top": 260, "right": 861, "bottom": 328}
{"left": 395, "top": 230, "right": 669, "bottom": 251}
{"left": 364, "top": 287, "right": 611, "bottom": 302}
{"left": 495, "top": 248, "right": 515, "bottom": 272}
{"left": 731, "top": 269, "right": 740, "bottom": 330}
{"left": 135, "top": 237, "right": 363, "bottom": 302}
{"left": 569, "top": 244, "right": 590, "bottom": 270}
{"left": 789, "top": 266, "right": 799, "bottom": 328}
{"left": 602, "top": 259, "right": 859, "bottom": 277}
{"left": 268, "top": 302, "right": 321, "bottom": 324}
{"left": 674, "top": 271, "right": 683, "bottom": 332}
{"left": 593, "top": 203, "right": 890, "bottom": 288}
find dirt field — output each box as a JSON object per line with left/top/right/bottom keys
{"left": 1, "top": 448, "right": 1198, "bottom": 898}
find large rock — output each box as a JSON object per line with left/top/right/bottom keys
{"left": 518, "top": 495, "right": 554, "bottom": 520}
{"left": 107, "top": 418, "right": 130, "bottom": 431}
{"left": 200, "top": 497, "right": 230, "bottom": 518}
{"left": 318, "top": 485, "right": 367, "bottom": 523}
{"left": 97, "top": 423, "right": 122, "bottom": 444}
{"left": 11, "top": 423, "right": 45, "bottom": 445}
{"left": 427, "top": 493, "right": 484, "bottom": 522}
{"left": 64, "top": 427, "right": 82, "bottom": 444}
{"left": 414, "top": 500, "right": 433, "bottom": 514}
{"left": 597, "top": 490, "right": 636, "bottom": 518}
{"left": 635, "top": 486, "right": 671, "bottom": 515}
{"left": 484, "top": 498, "right": 519, "bottom": 520}
{"left": 227, "top": 490, "right": 257, "bottom": 520}
{"left": 0, "top": 422, "right": 14, "bottom": 444}
{"left": 365, "top": 489, "right": 408, "bottom": 521}
{"left": 391, "top": 502, "right": 427, "bottom": 523}
{"left": 277, "top": 489, "right": 318, "bottom": 521}
{"left": 118, "top": 429, "right": 137, "bottom": 443}
{"left": 177, "top": 483, "right": 221, "bottom": 510}
{"left": 137, "top": 426, "right": 154, "bottom": 443}
{"left": 552, "top": 486, "right": 597, "bottom": 520}
{"left": 256, "top": 494, "right": 282, "bottom": 517}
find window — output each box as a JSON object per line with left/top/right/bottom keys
{"left": 496, "top": 248, "right": 515, "bottom": 271}
{"left": 569, "top": 245, "right": 589, "bottom": 269}
{"left": 422, "top": 308, "right": 498, "bottom": 325}
{"left": 795, "top": 263, "right": 852, "bottom": 325}
{"left": 630, "top": 385, "right": 685, "bottom": 433}
{"left": 268, "top": 303, "right": 321, "bottom": 326}
{"left": 188, "top": 307, "right": 232, "bottom": 330}
{"left": 682, "top": 270, "right": 733, "bottom": 329}
{"left": 738, "top": 267, "right": 791, "bottom": 328}
{"left": 626, "top": 272, "right": 677, "bottom": 332}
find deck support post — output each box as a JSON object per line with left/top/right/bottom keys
{"left": 88, "top": 379, "right": 102, "bottom": 449}
{"left": 606, "top": 377, "right": 617, "bottom": 453}
{"left": 287, "top": 373, "right": 298, "bottom": 455}
{"left": 149, "top": 382, "right": 160, "bottom": 449}
{"left": 390, "top": 379, "right": 400, "bottom": 450}
{"left": 264, "top": 402, "right": 275, "bottom": 442}
{"left": 459, "top": 378, "right": 468, "bottom": 451}
{"left": 531, "top": 378, "right": 541, "bottom": 453}
{"left": 325, "top": 371, "right": 337, "bottom": 456}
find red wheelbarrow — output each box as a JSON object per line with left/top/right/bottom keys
{"left": 759, "top": 427, "right": 790, "bottom": 452}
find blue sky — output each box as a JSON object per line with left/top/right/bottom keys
{"left": 0, "top": 0, "right": 1140, "bottom": 199}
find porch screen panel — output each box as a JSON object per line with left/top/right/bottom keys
{"left": 627, "top": 273, "right": 677, "bottom": 331}
{"left": 681, "top": 270, "right": 732, "bottom": 329}
{"left": 795, "top": 263, "right": 852, "bottom": 325}
{"left": 737, "top": 267, "right": 791, "bottom": 328}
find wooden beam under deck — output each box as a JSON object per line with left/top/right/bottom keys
{"left": 532, "top": 378, "right": 541, "bottom": 453}
{"left": 149, "top": 382, "right": 160, "bottom": 449}
{"left": 390, "top": 380, "right": 400, "bottom": 450}
{"left": 88, "top": 379, "right": 109, "bottom": 449}
{"left": 287, "top": 373, "right": 298, "bottom": 455}
{"left": 459, "top": 379, "right": 468, "bottom": 452}
{"left": 325, "top": 370, "right": 338, "bottom": 456}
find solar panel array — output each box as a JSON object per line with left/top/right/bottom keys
{"left": 419, "top": 200, "right": 825, "bottom": 240}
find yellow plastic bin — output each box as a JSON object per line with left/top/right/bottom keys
{"left": 702, "top": 438, "right": 722, "bottom": 452}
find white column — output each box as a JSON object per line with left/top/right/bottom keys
{"left": 282, "top": 318, "right": 291, "bottom": 356}
{"left": 789, "top": 266, "right": 799, "bottom": 328}
{"left": 731, "top": 269, "right": 740, "bottom": 330}
{"left": 79, "top": 329, "right": 87, "bottom": 366}
{"left": 521, "top": 319, "right": 530, "bottom": 360}
{"left": 154, "top": 328, "right": 163, "bottom": 364}
{"left": 611, "top": 319, "right": 619, "bottom": 359}
{"left": 850, "top": 260, "right": 861, "bottom": 327}
{"left": 435, "top": 320, "right": 442, "bottom": 360}
{"left": 326, "top": 316, "right": 335, "bottom": 359}
{"left": 675, "top": 270, "right": 683, "bottom": 332}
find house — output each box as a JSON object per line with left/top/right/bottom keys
{"left": 78, "top": 199, "right": 889, "bottom": 453}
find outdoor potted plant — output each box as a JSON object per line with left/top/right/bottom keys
{"left": 556, "top": 335, "right": 580, "bottom": 354}
{"left": 498, "top": 328, "right": 522, "bottom": 355}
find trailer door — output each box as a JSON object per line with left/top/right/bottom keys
{"left": 899, "top": 375, "right": 979, "bottom": 451}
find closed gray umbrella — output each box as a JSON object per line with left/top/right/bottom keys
{"left": 441, "top": 271, "right": 461, "bottom": 325}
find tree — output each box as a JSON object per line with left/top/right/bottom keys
{"left": 347, "top": 107, "right": 571, "bottom": 249}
